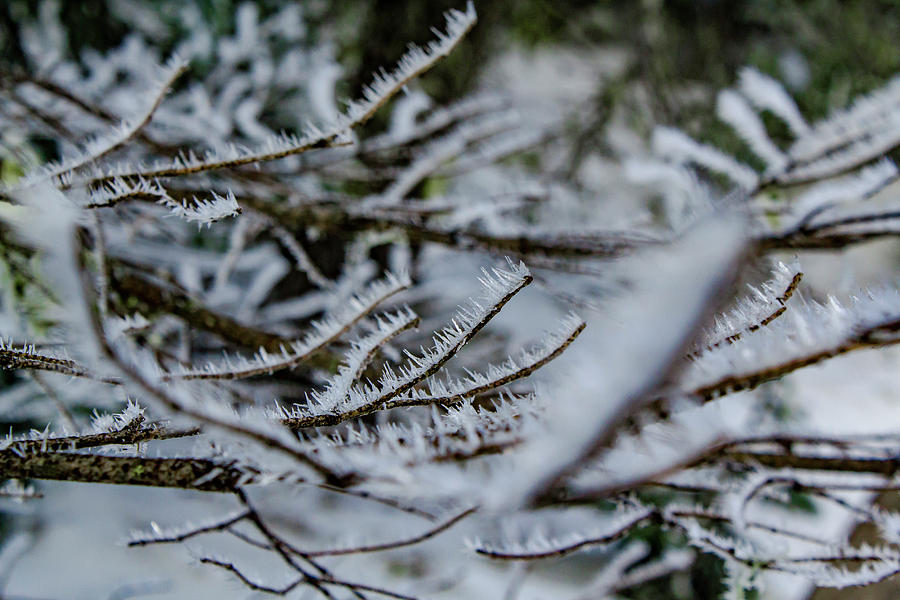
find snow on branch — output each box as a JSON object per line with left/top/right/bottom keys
{"left": 392, "top": 312, "right": 584, "bottom": 407}
{"left": 0, "top": 338, "right": 118, "bottom": 383}
{"left": 652, "top": 126, "right": 759, "bottom": 190}
{"left": 691, "top": 262, "right": 802, "bottom": 359}
{"left": 160, "top": 188, "right": 242, "bottom": 226}
{"left": 470, "top": 506, "right": 653, "bottom": 560}
{"left": 167, "top": 272, "right": 410, "bottom": 380}
{"left": 20, "top": 55, "right": 188, "bottom": 186}
{"left": 686, "top": 518, "right": 900, "bottom": 589}
{"left": 686, "top": 284, "right": 900, "bottom": 401}
{"left": 84, "top": 176, "right": 169, "bottom": 208}
{"left": 305, "top": 308, "right": 421, "bottom": 413}
{"left": 84, "top": 177, "right": 243, "bottom": 226}
{"left": 80, "top": 3, "right": 477, "bottom": 185}
{"left": 128, "top": 509, "right": 250, "bottom": 547}
{"left": 737, "top": 67, "right": 809, "bottom": 137}
{"left": 375, "top": 108, "right": 521, "bottom": 204}
{"left": 268, "top": 222, "right": 335, "bottom": 289}
{"left": 789, "top": 75, "right": 900, "bottom": 165}
{"left": 717, "top": 89, "right": 788, "bottom": 174}
{"left": 296, "top": 391, "right": 539, "bottom": 476}
{"left": 787, "top": 158, "right": 898, "bottom": 225}
{"left": 280, "top": 260, "right": 532, "bottom": 428}
{"left": 504, "top": 216, "right": 749, "bottom": 507}
{"left": 300, "top": 507, "right": 475, "bottom": 557}
{"left": 340, "top": 1, "right": 476, "bottom": 127}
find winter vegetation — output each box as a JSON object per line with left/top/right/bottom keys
{"left": 6, "top": 2, "right": 900, "bottom": 599}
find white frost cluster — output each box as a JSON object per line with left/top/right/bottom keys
{"left": 172, "top": 272, "right": 410, "bottom": 380}
{"left": 161, "top": 189, "right": 242, "bottom": 227}
{"left": 652, "top": 126, "right": 759, "bottom": 190}
{"left": 290, "top": 262, "right": 530, "bottom": 420}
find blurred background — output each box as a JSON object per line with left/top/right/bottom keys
{"left": 6, "top": 0, "right": 900, "bottom": 174}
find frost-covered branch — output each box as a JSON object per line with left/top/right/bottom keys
{"left": 280, "top": 262, "right": 532, "bottom": 428}
{"left": 0, "top": 339, "right": 119, "bottom": 383}
{"left": 167, "top": 272, "right": 410, "bottom": 380}
{"left": 26, "top": 57, "right": 188, "bottom": 186}
{"left": 77, "top": 3, "right": 476, "bottom": 186}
